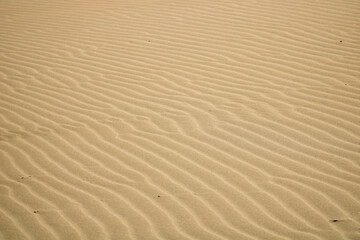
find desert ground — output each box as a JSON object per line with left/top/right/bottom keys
{"left": 1, "top": 0, "right": 360, "bottom": 239}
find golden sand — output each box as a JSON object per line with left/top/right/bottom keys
{"left": 1, "top": 0, "right": 359, "bottom": 239}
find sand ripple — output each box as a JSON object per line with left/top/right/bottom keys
{"left": 1, "top": 0, "right": 359, "bottom": 239}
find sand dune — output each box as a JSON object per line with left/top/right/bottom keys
{"left": 1, "top": 0, "right": 360, "bottom": 239}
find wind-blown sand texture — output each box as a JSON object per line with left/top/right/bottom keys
{"left": 1, "top": 0, "right": 360, "bottom": 239}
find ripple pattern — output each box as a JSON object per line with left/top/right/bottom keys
{"left": 1, "top": 0, "right": 360, "bottom": 239}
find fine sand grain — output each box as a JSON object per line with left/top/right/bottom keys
{"left": 1, "top": 0, "right": 360, "bottom": 239}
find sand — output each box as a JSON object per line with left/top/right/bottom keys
{"left": 1, "top": 0, "right": 360, "bottom": 239}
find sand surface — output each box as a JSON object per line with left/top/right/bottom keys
{"left": 1, "top": 0, "right": 360, "bottom": 239}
